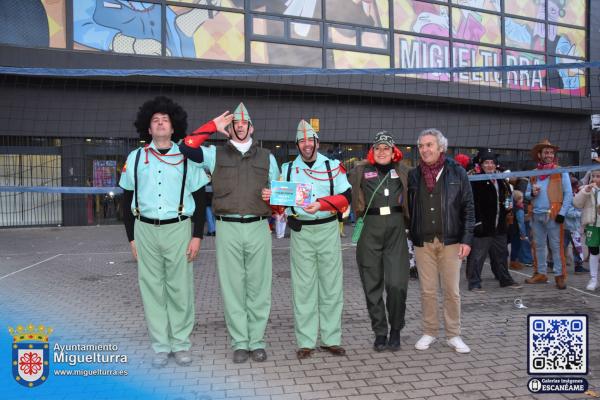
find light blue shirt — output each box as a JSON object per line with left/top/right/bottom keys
{"left": 119, "top": 141, "right": 208, "bottom": 219}
{"left": 281, "top": 153, "right": 351, "bottom": 220}
{"left": 526, "top": 172, "right": 573, "bottom": 217}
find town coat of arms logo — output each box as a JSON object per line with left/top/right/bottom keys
{"left": 9, "top": 324, "right": 52, "bottom": 388}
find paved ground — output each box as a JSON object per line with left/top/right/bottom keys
{"left": 0, "top": 225, "right": 598, "bottom": 400}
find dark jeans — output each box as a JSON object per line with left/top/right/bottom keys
{"left": 510, "top": 222, "right": 533, "bottom": 264}
{"left": 466, "top": 233, "right": 516, "bottom": 289}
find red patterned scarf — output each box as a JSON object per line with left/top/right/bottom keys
{"left": 420, "top": 154, "right": 446, "bottom": 193}
{"left": 537, "top": 162, "right": 556, "bottom": 181}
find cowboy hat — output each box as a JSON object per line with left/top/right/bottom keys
{"left": 531, "top": 138, "right": 559, "bottom": 161}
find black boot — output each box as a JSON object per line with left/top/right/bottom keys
{"left": 388, "top": 330, "right": 400, "bottom": 351}
{"left": 373, "top": 335, "right": 387, "bottom": 352}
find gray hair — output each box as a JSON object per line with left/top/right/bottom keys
{"left": 417, "top": 128, "right": 448, "bottom": 152}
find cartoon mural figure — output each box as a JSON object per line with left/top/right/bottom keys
{"left": 452, "top": 0, "right": 499, "bottom": 43}
{"left": 73, "top": 0, "right": 224, "bottom": 57}
{"left": 503, "top": 0, "right": 581, "bottom": 91}
{"left": 411, "top": 0, "right": 500, "bottom": 42}
{"left": 411, "top": 5, "right": 449, "bottom": 37}
{"left": 252, "top": 0, "right": 321, "bottom": 67}
{"left": 326, "top": 0, "right": 386, "bottom": 48}
{"left": 285, "top": 0, "right": 318, "bottom": 36}
{"left": 325, "top": 0, "right": 384, "bottom": 28}
{"left": 545, "top": 0, "right": 581, "bottom": 90}
{"left": 0, "top": 0, "right": 49, "bottom": 47}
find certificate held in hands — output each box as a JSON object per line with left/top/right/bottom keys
{"left": 270, "top": 181, "right": 313, "bottom": 207}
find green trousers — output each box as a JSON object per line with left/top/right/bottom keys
{"left": 356, "top": 215, "right": 410, "bottom": 336}
{"left": 290, "top": 220, "right": 343, "bottom": 348}
{"left": 215, "top": 219, "right": 272, "bottom": 350}
{"left": 134, "top": 218, "right": 195, "bottom": 354}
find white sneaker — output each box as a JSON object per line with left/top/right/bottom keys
{"left": 447, "top": 336, "right": 471, "bottom": 354}
{"left": 414, "top": 335, "right": 437, "bottom": 350}
{"left": 586, "top": 279, "right": 597, "bottom": 291}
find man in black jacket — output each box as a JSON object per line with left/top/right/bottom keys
{"left": 466, "top": 150, "right": 521, "bottom": 292}
{"left": 408, "top": 128, "right": 474, "bottom": 354}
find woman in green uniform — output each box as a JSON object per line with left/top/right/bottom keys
{"left": 349, "top": 131, "right": 411, "bottom": 352}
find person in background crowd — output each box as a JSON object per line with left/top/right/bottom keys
{"left": 465, "top": 149, "right": 521, "bottom": 292}
{"left": 525, "top": 139, "right": 573, "bottom": 290}
{"left": 509, "top": 190, "right": 533, "bottom": 270}
{"left": 581, "top": 146, "right": 600, "bottom": 186}
{"left": 573, "top": 169, "right": 600, "bottom": 291}
{"left": 454, "top": 153, "right": 471, "bottom": 171}
{"left": 564, "top": 197, "right": 587, "bottom": 274}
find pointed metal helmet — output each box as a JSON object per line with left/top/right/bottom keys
{"left": 232, "top": 102, "right": 252, "bottom": 125}
{"left": 295, "top": 119, "right": 318, "bottom": 142}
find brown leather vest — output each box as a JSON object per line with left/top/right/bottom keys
{"left": 212, "top": 141, "right": 272, "bottom": 217}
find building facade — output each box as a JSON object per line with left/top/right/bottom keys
{"left": 0, "top": 0, "right": 598, "bottom": 226}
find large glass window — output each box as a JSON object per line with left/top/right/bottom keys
{"left": 547, "top": 25, "right": 586, "bottom": 58}
{"left": 250, "top": 0, "right": 322, "bottom": 18}
{"left": 174, "top": 0, "right": 243, "bottom": 9}
{"left": 395, "top": 34, "right": 450, "bottom": 80}
{"left": 251, "top": 15, "right": 321, "bottom": 44}
{"left": 45, "top": 0, "right": 66, "bottom": 48}
{"left": 327, "top": 25, "right": 388, "bottom": 50}
{"left": 452, "top": 44, "right": 502, "bottom": 86}
{"left": 505, "top": 50, "right": 545, "bottom": 91}
{"left": 0, "top": 0, "right": 591, "bottom": 96}
{"left": 362, "top": 30, "right": 388, "bottom": 50}
{"left": 326, "top": 49, "right": 389, "bottom": 69}
{"left": 73, "top": 1, "right": 163, "bottom": 56}
{"left": 328, "top": 25, "right": 358, "bottom": 46}
{"left": 504, "top": 18, "right": 545, "bottom": 52}
{"left": 290, "top": 20, "right": 321, "bottom": 42}
{"left": 394, "top": 0, "right": 450, "bottom": 38}
{"left": 325, "top": 0, "right": 389, "bottom": 29}
{"left": 0, "top": 0, "right": 66, "bottom": 49}
{"left": 550, "top": 0, "right": 585, "bottom": 27}
{"left": 251, "top": 41, "right": 322, "bottom": 67}
{"left": 547, "top": 58, "right": 586, "bottom": 96}
{"left": 451, "top": 8, "right": 501, "bottom": 45}
{"left": 451, "top": 0, "right": 500, "bottom": 12}
{"left": 167, "top": 6, "right": 244, "bottom": 61}
{"left": 505, "top": 0, "right": 545, "bottom": 20}
{"left": 253, "top": 16, "right": 285, "bottom": 38}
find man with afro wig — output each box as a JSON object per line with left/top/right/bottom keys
{"left": 120, "top": 96, "right": 209, "bottom": 368}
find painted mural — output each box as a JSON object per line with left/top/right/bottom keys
{"left": 393, "top": 0, "right": 585, "bottom": 94}
{"left": 325, "top": 0, "right": 389, "bottom": 29}
{"left": 0, "top": 0, "right": 65, "bottom": 48}
{"left": 0, "top": 0, "right": 589, "bottom": 95}
{"left": 73, "top": 0, "right": 244, "bottom": 60}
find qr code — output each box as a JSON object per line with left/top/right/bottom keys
{"left": 528, "top": 315, "right": 587, "bottom": 374}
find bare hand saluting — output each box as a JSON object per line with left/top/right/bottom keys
{"left": 213, "top": 111, "right": 234, "bottom": 137}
